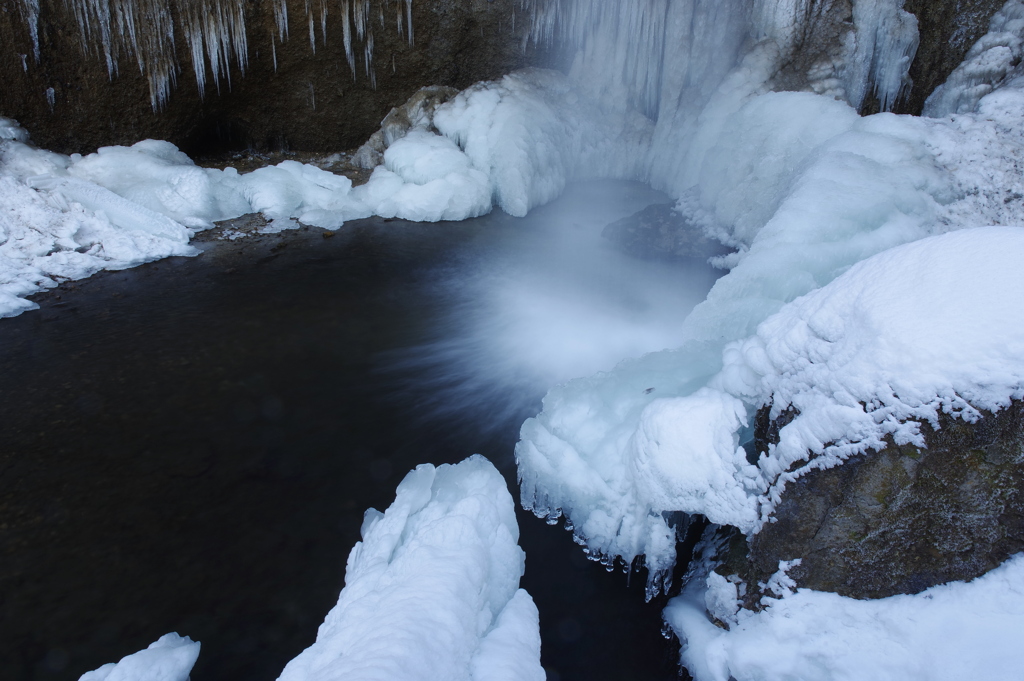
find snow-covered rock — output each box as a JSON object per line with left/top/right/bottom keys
{"left": 78, "top": 633, "right": 200, "bottom": 681}
{"left": 276, "top": 455, "right": 544, "bottom": 681}
{"left": 666, "top": 552, "right": 1024, "bottom": 681}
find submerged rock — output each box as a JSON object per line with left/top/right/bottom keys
{"left": 725, "top": 400, "right": 1024, "bottom": 601}
{"left": 601, "top": 203, "right": 731, "bottom": 262}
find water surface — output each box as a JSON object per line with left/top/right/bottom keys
{"left": 0, "top": 181, "right": 720, "bottom": 681}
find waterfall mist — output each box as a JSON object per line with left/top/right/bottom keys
{"left": 379, "top": 181, "right": 722, "bottom": 433}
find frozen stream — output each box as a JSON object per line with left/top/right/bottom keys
{"left": 0, "top": 181, "right": 721, "bottom": 681}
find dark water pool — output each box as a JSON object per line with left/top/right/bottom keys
{"left": 0, "top": 182, "right": 720, "bottom": 681}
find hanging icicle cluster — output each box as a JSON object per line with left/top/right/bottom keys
{"left": 54, "top": 0, "right": 245, "bottom": 110}
{"left": 10, "top": 0, "right": 415, "bottom": 111}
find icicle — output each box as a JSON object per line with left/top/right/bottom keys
{"left": 17, "top": 0, "right": 42, "bottom": 62}
{"left": 341, "top": 0, "right": 356, "bottom": 78}
{"left": 354, "top": 0, "right": 365, "bottom": 39}
{"left": 45, "top": 86, "right": 55, "bottom": 111}
{"left": 306, "top": 0, "right": 316, "bottom": 52}
{"left": 25, "top": 0, "right": 403, "bottom": 109}
{"left": 271, "top": 29, "right": 278, "bottom": 71}
{"left": 404, "top": 0, "right": 412, "bottom": 44}
{"left": 321, "top": 0, "right": 328, "bottom": 46}
{"left": 274, "top": 0, "right": 289, "bottom": 40}
{"left": 843, "top": 0, "right": 920, "bottom": 111}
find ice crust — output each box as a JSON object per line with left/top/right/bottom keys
{"left": 78, "top": 633, "right": 200, "bottom": 681}
{"left": 277, "top": 455, "right": 543, "bottom": 681}
{"left": 666, "top": 552, "right": 1024, "bottom": 681}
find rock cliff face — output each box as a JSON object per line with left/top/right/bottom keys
{"left": 0, "top": 0, "right": 540, "bottom": 154}
{"left": 720, "top": 400, "right": 1024, "bottom": 602}
{"left": 0, "top": 0, "right": 1011, "bottom": 155}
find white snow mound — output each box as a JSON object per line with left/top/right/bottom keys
{"left": 720, "top": 225, "right": 1024, "bottom": 520}
{"left": 78, "top": 633, "right": 200, "bottom": 681}
{"left": 276, "top": 455, "right": 544, "bottom": 681}
{"left": 666, "top": 552, "right": 1024, "bottom": 681}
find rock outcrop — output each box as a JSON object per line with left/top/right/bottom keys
{"left": 716, "top": 400, "right": 1024, "bottom": 602}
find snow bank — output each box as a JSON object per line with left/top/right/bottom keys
{"left": 364, "top": 69, "right": 651, "bottom": 218}
{"left": 277, "top": 455, "right": 543, "bottom": 681}
{"left": 78, "top": 633, "right": 200, "bottom": 681}
{"left": 666, "top": 552, "right": 1024, "bottom": 681}
{"left": 517, "top": 76, "right": 1024, "bottom": 593}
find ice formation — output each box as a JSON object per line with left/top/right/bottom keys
{"left": 0, "top": 120, "right": 196, "bottom": 318}
{"left": 924, "top": 0, "right": 1024, "bottom": 117}
{"left": 276, "top": 455, "right": 543, "bottom": 681}
{"left": 517, "top": 69, "right": 1024, "bottom": 596}
{"left": 69, "top": 459, "right": 540, "bottom": 681}
{"left": 666, "top": 553, "right": 1024, "bottom": 681}
{"left": 521, "top": 0, "right": 920, "bottom": 120}
{"left": 78, "top": 633, "right": 200, "bottom": 681}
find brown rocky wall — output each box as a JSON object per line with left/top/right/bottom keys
{"left": 0, "top": 0, "right": 543, "bottom": 154}
{"left": 739, "top": 400, "right": 1024, "bottom": 600}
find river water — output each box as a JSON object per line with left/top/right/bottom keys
{"left": 0, "top": 181, "right": 721, "bottom": 681}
